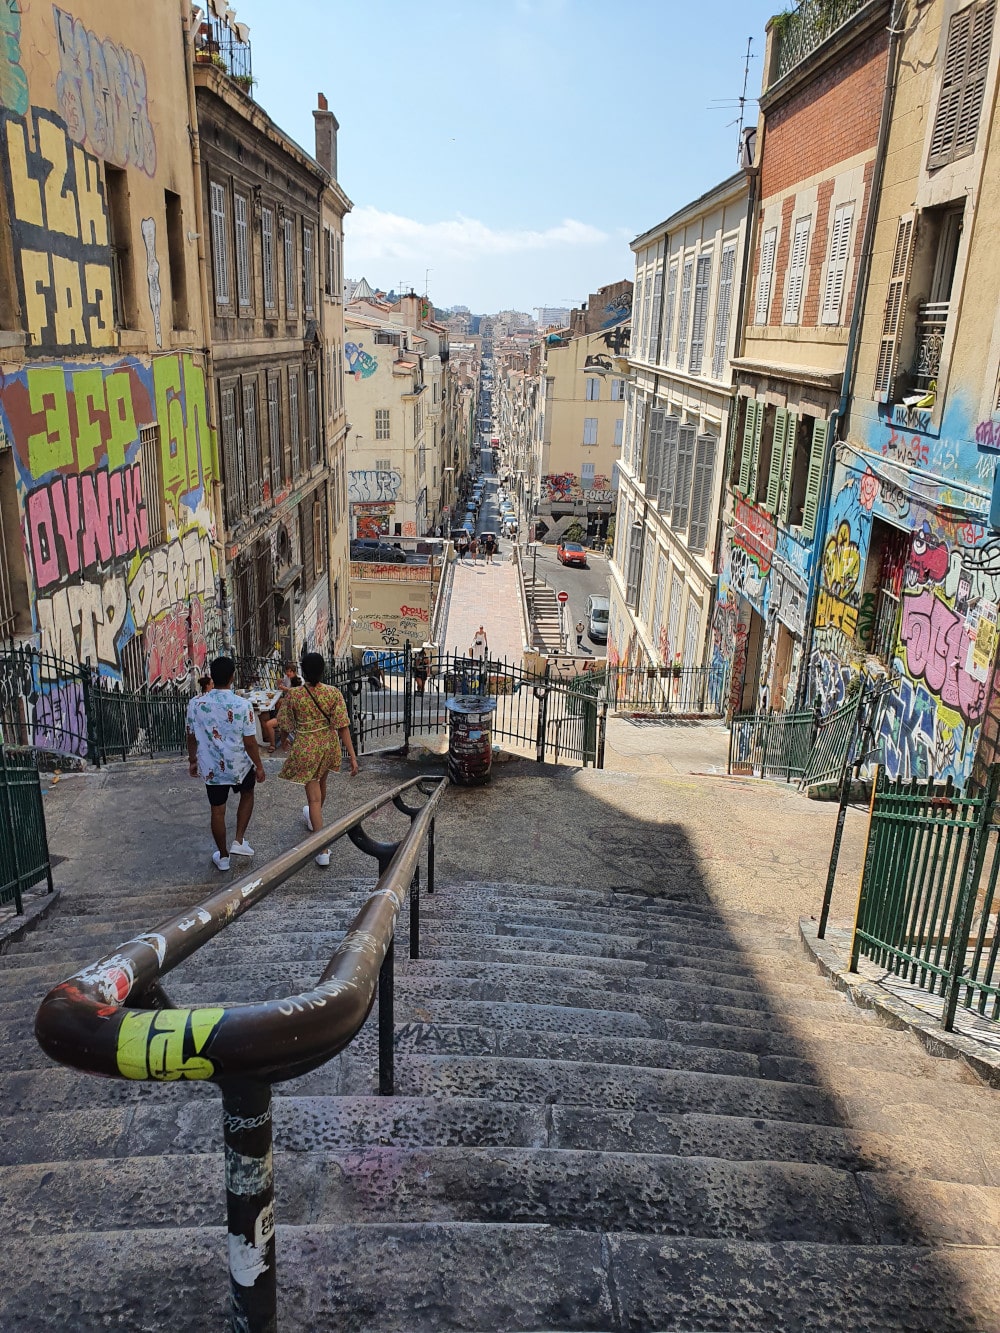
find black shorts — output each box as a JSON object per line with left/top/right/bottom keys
{"left": 206, "top": 768, "right": 256, "bottom": 806}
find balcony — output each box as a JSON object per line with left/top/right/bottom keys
{"left": 913, "top": 301, "right": 949, "bottom": 392}
{"left": 772, "top": 0, "right": 871, "bottom": 83}
{"left": 194, "top": 12, "right": 254, "bottom": 96}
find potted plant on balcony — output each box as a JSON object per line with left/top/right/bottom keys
{"left": 671, "top": 652, "right": 683, "bottom": 679}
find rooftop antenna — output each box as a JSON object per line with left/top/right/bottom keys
{"left": 706, "top": 37, "right": 758, "bottom": 162}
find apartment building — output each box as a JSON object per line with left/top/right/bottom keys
{"left": 610, "top": 177, "right": 748, "bottom": 675}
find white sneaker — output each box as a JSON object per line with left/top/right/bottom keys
{"left": 302, "top": 804, "right": 313, "bottom": 832}
{"left": 212, "top": 850, "right": 231, "bottom": 872}
{"left": 230, "top": 840, "right": 254, "bottom": 857}
{"left": 315, "top": 851, "right": 331, "bottom": 867}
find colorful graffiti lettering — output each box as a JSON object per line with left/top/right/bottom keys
{"left": 975, "top": 418, "right": 1000, "bottom": 453}
{"left": 899, "top": 588, "right": 986, "bottom": 724}
{"left": 53, "top": 8, "right": 156, "bottom": 175}
{"left": 32, "top": 680, "right": 87, "bottom": 757}
{"left": 348, "top": 469, "right": 401, "bottom": 502}
{"left": 26, "top": 463, "right": 149, "bottom": 592}
{"left": 733, "top": 497, "right": 775, "bottom": 577}
{"left": 890, "top": 403, "right": 933, "bottom": 434}
{"left": 877, "top": 677, "right": 937, "bottom": 781}
{"left": 344, "top": 342, "right": 377, "bottom": 380}
{"left": 117, "top": 1007, "right": 224, "bottom": 1081}
{"left": 882, "top": 429, "right": 929, "bottom": 468}
{"left": 0, "top": 2, "right": 28, "bottom": 115}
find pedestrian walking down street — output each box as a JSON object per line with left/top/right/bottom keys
{"left": 469, "top": 534, "right": 479, "bottom": 563}
{"left": 483, "top": 533, "right": 495, "bottom": 564}
{"left": 186, "top": 655, "right": 266, "bottom": 872}
{"left": 413, "top": 644, "right": 430, "bottom": 694}
{"left": 469, "top": 625, "right": 489, "bottom": 662}
{"left": 276, "top": 652, "right": 359, "bottom": 867}
{"left": 456, "top": 532, "right": 469, "bottom": 563}
{"left": 575, "top": 620, "right": 585, "bottom": 649}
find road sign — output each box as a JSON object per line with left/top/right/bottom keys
{"left": 557, "top": 590, "right": 569, "bottom": 604}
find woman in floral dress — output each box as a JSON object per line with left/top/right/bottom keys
{"left": 277, "top": 652, "right": 359, "bottom": 865}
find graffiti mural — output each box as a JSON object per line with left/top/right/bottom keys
{"left": 349, "top": 469, "right": 402, "bottom": 503}
{"left": 53, "top": 8, "right": 157, "bottom": 175}
{"left": 0, "top": 2, "right": 28, "bottom": 115}
{"left": 344, "top": 342, "right": 377, "bottom": 380}
{"left": 352, "top": 502, "right": 395, "bottom": 537}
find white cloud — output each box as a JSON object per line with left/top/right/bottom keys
{"left": 344, "top": 206, "right": 609, "bottom": 267}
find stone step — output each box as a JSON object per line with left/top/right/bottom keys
{"left": 2, "top": 1224, "right": 996, "bottom": 1332}
{"left": 10, "top": 1146, "right": 997, "bottom": 1248}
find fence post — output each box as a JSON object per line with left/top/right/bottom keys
{"left": 849, "top": 764, "right": 883, "bottom": 971}
{"left": 81, "top": 663, "right": 99, "bottom": 768}
{"left": 403, "top": 641, "right": 412, "bottom": 747}
{"left": 596, "top": 697, "right": 608, "bottom": 770}
{"left": 535, "top": 665, "right": 550, "bottom": 763}
{"left": 818, "top": 690, "right": 871, "bottom": 939}
{"left": 941, "top": 763, "right": 1000, "bottom": 1031}
{"left": 0, "top": 746, "right": 23, "bottom": 915}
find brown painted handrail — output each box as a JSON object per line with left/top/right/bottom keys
{"left": 35, "top": 775, "right": 446, "bottom": 1086}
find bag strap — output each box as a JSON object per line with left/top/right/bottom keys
{"left": 304, "top": 684, "right": 333, "bottom": 725}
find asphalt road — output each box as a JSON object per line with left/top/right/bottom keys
{"left": 527, "top": 542, "right": 611, "bottom": 655}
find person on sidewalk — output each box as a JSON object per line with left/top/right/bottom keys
{"left": 469, "top": 625, "right": 489, "bottom": 662}
{"left": 413, "top": 644, "right": 430, "bottom": 694}
{"left": 469, "top": 534, "right": 479, "bottom": 564}
{"left": 575, "top": 620, "right": 585, "bottom": 649}
{"left": 186, "top": 655, "right": 265, "bottom": 873}
{"left": 276, "top": 652, "right": 359, "bottom": 866}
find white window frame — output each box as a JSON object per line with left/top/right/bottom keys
{"left": 303, "top": 223, "right": 315, "bottom": 316}
{"left": 688, "top": 253, "right": 713, "bottom": 375}
{"left": 234, "top": 192, "right": 251, "bottom": 310}
{"left": 820, "top": 202, "right": 855, "bottom": 326}
{"left": 209, "top": 180, "right": 230, "bottom": 307}
{"left": 611, "top": 378, "right": 625, "bottom": 401}
{"left": 712, "top": 245, "right": 736, "bottom": 378}
{"left": 586, "top": 376, "right": 600, "bottom": 401}
{"left": 583, "top": 417, "right": 598, "bottom": 446}
{"left": 375, "top": 408, "right": 390, "bottom": 441}
{"left": 675, "top": 259, "right": 693, "bottom": 369}
{"left": 783, "top": 215, "right": 812, "bottom": 325}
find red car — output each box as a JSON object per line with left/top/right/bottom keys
{"left": 557, "top": 541, "right": 588, "bottom": 568}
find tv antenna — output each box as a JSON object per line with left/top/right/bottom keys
{"left": 707, "top": 37, "right": 758, "bottom": 160}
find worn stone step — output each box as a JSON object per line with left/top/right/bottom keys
{"left": 2, "top": 1224, "right": 997, "bottom": 1332}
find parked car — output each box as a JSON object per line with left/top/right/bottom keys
{"left": 586, "top": 594, "right": 609, "bottom": 642}
{"left": 350, "top": 540, "right": 407, "bottom": 564}
{"left": 557, "top": 541, "right": 588, "bottom": 568}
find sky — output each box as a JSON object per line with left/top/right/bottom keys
{"left": 231, "top": 0, "right": 784, "bottom": 315}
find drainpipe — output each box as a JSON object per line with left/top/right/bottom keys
{"left": 794, "top": 0, "right": 904, "bottom": 708}
{"left": 180, "top": 3, "right": 227, "bottom": 639}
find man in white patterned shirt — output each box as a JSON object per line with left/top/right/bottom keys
{"left": 185, "top": 656, "right": 266, "bottom": 872}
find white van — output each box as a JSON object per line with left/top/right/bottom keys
{"left": 586, "top": 595, "right": 609, "bottom": 642}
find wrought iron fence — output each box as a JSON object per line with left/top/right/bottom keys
{"left": 89, "top": 681, "right": 192, "bottom": 765}
{"left": 773, "top": 0, "right": 871, "bottom": 82}
{"left": 601, "top": 663, "right": 730, "bottom": 716}
{"left": 0, "top": 746, "right": 53, "bottom": 913}
{"left": 729, "top": 708, "right": 818, "bottom": 781}
{"left": 851, "top": 766, "right": 1000, "bottom": 1029}
{"left": 801, "top": 691, "right": 864, "bottom": 788}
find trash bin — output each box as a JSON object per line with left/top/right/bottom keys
{"left": 446, "top": 694, "right": 497, "bottom": 786}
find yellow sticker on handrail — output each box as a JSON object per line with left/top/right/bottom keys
{"left": 117, "top": 1007, "right": 225, "bottom": 1081}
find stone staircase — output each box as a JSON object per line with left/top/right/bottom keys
{"left": 2, "top": 863, "right": 1000, "bottom": 1329}
{"left": 524, "top": 575, "right": 564, "bottom": 652}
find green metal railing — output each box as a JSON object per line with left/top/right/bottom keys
{"left": 729, "top": 708, "right": 818, "bottom": 781}
{"left": 851, "top": 765, "right": 1000, "bottom": 1030}
{"left": 800, "top": 691, "right": 864, "bottom": 789}
{"left": 772, "top": 0, "right": 872, "bottom": 83}
{"left": 0, "top": 746, "right": 53, "bottom": 913}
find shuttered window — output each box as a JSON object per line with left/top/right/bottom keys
{"left": 783, "top": 216, "right": 812, "bottom": 324}
{"left": 289, "top": 370, "right": 301, "bottom": 479}
{"left": 675, "top": 259, "right": 693, "bottom": 368}
{"left": 688, "top": 254, "right": 713, "bottom": 375}
{"left": 625, "top": 521, "right": 644, "bottom": 607}
{"left": 712, "top": 245, "right": 736, "bottom": 378}
{"left": 658, "top": 415, "right": 680, "bottom": 514}
{"left": 220, "top": 386, "right": 242, "bottom": 526}
{"left": 765, "top": 408, "right": 788, "bottom": 515}
{"left": 210, "top": 181, "right": 230, "bottom": 307}
{"left": 928, "top": 0, "right": 996, "bottom": 168}
{"left": 614, "top": 416, "right": 623, "bottom": 447}
{"left": 583, "top": 417, "right": 598, "bottom": 445}
{"left": 648, "top": 266, "right": 664, "bottom": 363}
{"left": 820, "top": 203, "right": 855, "bottom": 325}
{"left": 800, "top": 418, "right": 829, "bottom": 539}
{"left": 234, "top": 193, "right": 251, "bottom": 309}
{"left": 283, "top": 217, "right": 296, "bottom": 314}
{"left": 652, "top": 554, "right": 668, "bottom": 653}
{"left": 671, "top": 424, "right": 697, "bottom": 530}
{"left": 632, "top": 398, "right": 647, "bottom": 475}
{"left": 739, "top": 399, "right": 763, "bottom": 495}
{"left": 639, "top": 535, "right": 656, "bottom": 626}
{"left": 261, "top": 207, "right": 276, "bottom": 310}
{"left": 303, "top": 225, "right": 316, "bottom": 316}
{"left": 662, "top": 264, "right": 678, "bottom": 363}
{"left": 243, "top": 380, "right": 261, "bottom": 511}
{"left": 874, "top": 214, "right": 916, "bottom": 401}
{"left": 307, "top": 367, "right": 319, "bottom": 467}
{"left": 633, "top": 274, "right": 647, "bottom": 362}
{"left": 754, "top": 227, "right": 777, "bottom": 325}
{"left": 688, "top": 434, "right": 717, "bottom": 554}
{"left": 267, "top": 373, "right": 282, "bottom": 493}
{"left": 779, "top": 412, "right": 798, "bottom": 524}
{"left": 645, "top": 408, "right": 666, "bottom": 500}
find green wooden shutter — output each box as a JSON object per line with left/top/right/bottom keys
{"left": 765, "top": 408, "right": 788, "bottom": 515}
{"left": 746, "top": 400, "right": 765, "bottom": 498}
{"left": 779, "top": 411, "right": 798, "bottom": 523}
{"left": 800, "top": 417, "right": 829, "bottom": 539}
{"left": 737, "top": 399, "right": 755, "bottom": 493}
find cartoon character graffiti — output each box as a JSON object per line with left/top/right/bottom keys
{"left": 908, "top": 521, "right": 948, "bottom": 586}
{"left": 140, "top": 217, "right": 162, "bottom": 348}
{"left": 344, "top": 342, "right": 377, "bottom": 381}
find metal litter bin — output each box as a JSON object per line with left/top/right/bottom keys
{"left": 446, "top": 694, "right": 497, "bottom": 786}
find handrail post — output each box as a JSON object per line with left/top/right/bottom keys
{"left": 409, "top": 867, "right": 420, "bottom": 960}
{"left": 403, "top": 640, "right": 412, "bottom": 747}
{"left": 0, "top": 745, "right": 24, "bottom": 915}
{"left": 221, "top": 1080, "right": 277, "bottom": 1333}
{"left": 942, "top": 763, "right": 1000, "bottom": 1030}
{"left": 378, "top": 939, "right": 395, "bottom": 1094}
{"left": 427, "top": 817, "right": 435, "bottom": 894}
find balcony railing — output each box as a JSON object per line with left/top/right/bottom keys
{"left": 773, "top": 0, "right": 870, "bottom": 83}
{"left": 913, "top": 301, "right": 949, "bottom": 391}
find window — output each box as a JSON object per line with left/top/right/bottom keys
{"left": 688, "top": 254, "right": 712, "bottom": 375}
{"left": 633, "top": 274, "right": 647, "bottom": 362}
{"left": 754, "top": 227, "right": 777, "bottom": 325}
{"left": 375, "top": 408, "right": 390, "bottom": 440}
{"left": 243, "top": 379, "right": 262, "bottom": 511}
{"left": 662, "top": 263, "right": 678, "bottom": 363}
{"left": 375, "top": 330, "right": 401, "bottom": 345}
{"left": 323, "top": 225, "right": 335, "bottom": 297}
{"left": 928, "top": 0, "right": 996, "bottom": 168}
{"left": 374, "top": 457, "right": 391, "bottom": 472}
{"left": 625, "top": 520, "right": 644, "bottom": 607}
{"left": 234, "top": 193, "right": 251, "bottom": 310}
{"left": 765, "top": 407, "right": 791, "bottom": 517}
{"left": 820, "top": 203, "right": 855, "bottom": 325}
{"left": 667, "top": 571, "right": 683, "bottom": 662}
{"left": 639, "top": 535, "right": 656, "bottom": 626}
{"left": 289, "top": 369, "right": 301, "bottom": 478}
{"left": 106, "top": 165, "right": 137, "bottom": 326}
{"left": 657, "top": 416, "right": 680, "bottom": 514}
{"left": 313, "top": 495, "right": 325, "bottom": 578}
{"left": 645, "top": 407, "right": 665, "bottom": 501}
{"left": 303, "top": 224, "right": 315, "bottom": 316}
{"left": 611, "top": 378, "right": 625, "bottom": 401}
{"left": 581, "top": 462, "right": 596, "bottom": 489}
{"left": 614, "top": 417, "right": 624, "bottom": 448}
{"left": 219, "top": 386, "right": 241, "bottom": 526}
{"left": 652, "top": 554, "right": 667, "bottom": 656}
{"left": 138, "top": 423, "right": 166, "bottom": 547}
{"left": 671, "top": 424, "right": 697, "bottom": 531}
{"left": 737, "top": 399, "right": 761, "bottom": 495}
{"left": 800, "top": 418, "right": 829, "bottom": 539}
{"left": 783, "top": 215, "right": 812, "bottom": 324}
{"left": 675, "top": 259, "right": 693, "bottom": 368}
{"left": 414, "top": 400, "right": 423, "bottom": 436}
{"left": 164, "top": 190, "right": 188, "bottom": 330}
{"left": 261, "top": 207, "right": 276, "bottom": 310}
{"left": 267, "top": 373, "right": 282, "bottom": 493}
{"left": 688, "top": 434, "right": 717, "bottom": 554}
{"left": 283, "top": 216, "right": 296, "bottom": 314}
{"left": 648, "top": 266, "right": 664, "bottom": 362}
{"left": 683, "top": 599, "right": 702, "bottom": 668}
{"left": 874, "top": 215, "right": 916, "bottom": 401}
{"left": 862, "top": 519, "right": 911, "bottom": 662}
{"left": 586, "top": 377, "right": 600, "bottom": 400}
{"left": 583, "top": 417, "right": 598, "bottom": 445}
{"left": 712, "top": 245, "right": 736, "bottom": 378}
{"left": 209, "top": 180, "right": 230, "bottom": 309}
{"left": 307, "top": 367, "right": 319, "bottom": 467}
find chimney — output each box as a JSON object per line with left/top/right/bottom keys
{"left": 313, "top": 92, "right": 339, "bottom": 180}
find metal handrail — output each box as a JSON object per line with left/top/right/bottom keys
{"left": 35, "top": 774, "right": 447, "bottom": 1333}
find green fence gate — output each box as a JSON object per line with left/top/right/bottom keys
{"left": 0, "top": 747, "right": 53, "bottom": 914}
